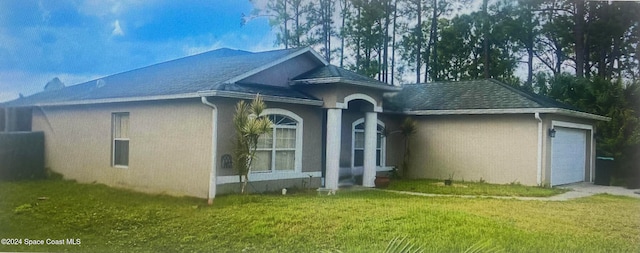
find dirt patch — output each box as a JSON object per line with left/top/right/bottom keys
{"left": 431, "top": 182, "right": 468, "bottom": 188}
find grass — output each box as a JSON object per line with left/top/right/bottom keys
{"left": 386, "top": 179, "right": 567, "bottom": 197}
{"left": 1, "top": 179, "right": 639, "bottom": 252}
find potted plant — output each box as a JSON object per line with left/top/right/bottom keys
{"left": 375, "top": 172, "right": 391, "bottom": 188}
{"left": 444, "top": 172, "right": 454, "bottom": 186}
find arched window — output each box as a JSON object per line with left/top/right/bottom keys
{"left": 253, "top": 109, "right": 302, "bottom": 173}
{"left": 352, "top": 118, "right": 385, "bottom": 167}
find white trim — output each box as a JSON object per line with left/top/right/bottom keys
{"left": 217, "top": 171, "right": 322, "bottom": 184}
{"left": 223, "top": 47, "right": 328, "bottom": 85}
{"left": 535, "top": 113, "right": 543, "bottom": 186}
{"left": 111, "top": 112, "right": 130, "bottom": 168}
{"left": 340, "top": 93, "right": 383, "bottom": 112}
{"left": 31, "top": 93, "right": 201, "bottom": 107}
{"left": 549, "top": 120, "right": 594, "bottom": 186}
{"left": 292, "top": 77, "right": 402, "bottom": 91}
{"left": 25, "top": 88, "right": 324, "bottom": 108}
{"left": 377, "top": 166, "right": 394, "bottom": 172}
{"left": 257, "top": 108, "right": 304, "bottom": 173}
{"left": 197, "top": 90, "right": 323, "bottom": 106}
{"left": 351, "top": 118, "right": 386, "bottom": 168}
{"left": 362, "top": 112, "right": 377, "bottom": 187}
{"left": 404, "top": 108, "right": 609, "bottom": 121}
{"left": 200, "top": 97, "right": 218, "bottom": 203}
{"left": 552, "top": 121, "right": 593, "bottom": 131}
{"left": 325, "top": 108, "right": 342, "bottom": 190}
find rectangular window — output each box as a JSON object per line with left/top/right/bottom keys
{"left": 254, "top": 124, "right": 297, "bottom": 173}
{"left": 112, "top": 113, "right": 129, "bottom": 167}
{"left": 354, "top": 131, "right": 382, "bottom": 167}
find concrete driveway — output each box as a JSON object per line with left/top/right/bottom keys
{"left": 555, "top": 182, "right": 640, "bottom": 200}
{"left": 383, "top": 182, "right": 640, "bottom": 201}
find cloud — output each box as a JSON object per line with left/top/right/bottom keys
{"left": 112, "top": 19, "right": 124, "bottom": 36}
{"left": 0, "top": 0, "right": 282, "bottom": 99}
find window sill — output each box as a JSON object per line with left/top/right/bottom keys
{"left": 217, "top": 171, "right": 322, "bottom": 184}
{"left": 113, "top": 165, "right": 129, "bottom": 169}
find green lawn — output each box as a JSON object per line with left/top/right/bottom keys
{"left": 387, "top": 179, "right": 567, "bottom": 197}
{"left": 1, "top": 179, "right": 639, "bottom": 252}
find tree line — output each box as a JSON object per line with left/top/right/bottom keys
{"left": 245, "top": 0, "right": 640, "bottom": 186}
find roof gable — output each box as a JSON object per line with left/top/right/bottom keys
{"left": 292, "top": 65, "right": 400, "bottom": 91}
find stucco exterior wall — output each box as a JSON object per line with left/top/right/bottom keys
{"left": 32, "top": 99, "right": 213, "bottom": 198}
{"left": 338, "top": 111, "right": 402, "bottom": 169}
{"left": 241, "top": 54, "right": 320, "bottom": 87}
{"left": 408, "top": 114, "right": 539, "bottom": 185}
{"left": 380, "top": 114, "right": 403, "bottom": 169}
{"left": 211, "top": 97, "right": 323, "bottom": 193}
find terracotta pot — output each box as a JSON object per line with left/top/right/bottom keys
{"left": 375, "top": 176, "right": 390, "bottom": 188}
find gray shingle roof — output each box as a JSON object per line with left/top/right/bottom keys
{"left": 292, "top": 65, "right": 400, "bottom": 91}
{"left": 384, "top": 79, "right": 582, "bottom": 112}
{"left": 3, "top": 47, "right": 315, "bottom": 107}
{"left": 214, "top": 82, "right": 318, "bottom": 100}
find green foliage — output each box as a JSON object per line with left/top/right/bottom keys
{"left": 400, "top": 117, "right": 417, "bottom": 177}
{"left": 462, "top": 240, "right": 504, "bottom": 253}
{"left": 384, "top": 237, "right": 423, "bottom": 253}
{"left": 0, "top": 132, "right": 45, "bottom": 181}
{"left": 1, "top": 180, "right": 639, "bottom": 252}
{"left": 232, "top": 95, "right": 272, "bottom": 193}
{"left": 546, "top": 75, "right": 640, "bottom": 184}
{"left": 13, "top": 203, "right": 33, "bottom": 214}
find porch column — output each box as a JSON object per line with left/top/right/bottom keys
{"left": 362, "top": 111, "right": 377, "bottom": 187}
{"left": 325, "top": 108, "right": 342, "bottom": 190}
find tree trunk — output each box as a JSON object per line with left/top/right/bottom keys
{"left": 425, "top": 0, "right": 437, "bottom": 82}
{"left": 295, "top": 3, "right": 301, "bottom": 47}
{"left": 356, "top": 7, "right": 361, "bottom": 69}
{"left": 416, "top": 0, "right": 422, "bottom": 83}
{"left": 340, "top": 0, "right": 348, "bottom": 67}
{"left": 284, "top": 0, "right": 289, "bottom": 49}
{"left": 574, "top": 0, "right": 585, "bottom": 78}
{"left": 482, "top": 0, "right": 490, "bottom": 78}
{"left": 528, "top": 48, "right": 534, "bottom": 87}
{"left": 383, "top": 0, "right": 391, "bottom": 83}
{"left": 241, "top": 175, "right": 249, "bottom": 194}
{"left": 554, "top": 42, "right": 562, "bottom": 75}
{"left": 525, "top": 3, "right": 534, "bottom": 87}
{"left": 391, "top": 0, "right": 397, "bottom": 85}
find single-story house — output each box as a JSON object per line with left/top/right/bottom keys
{"left": 1, "top": 47, "right": 608, "bottom": 201}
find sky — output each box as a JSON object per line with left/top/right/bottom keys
{"left": 0, "top": 0, "right": 279, "bottom": 102}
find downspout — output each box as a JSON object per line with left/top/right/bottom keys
{"left": 201, "top": 97, "right": 218, "bottom": 204}
{"left": 535, "top": 112, "right": 543, "bottom": 186}
{"left": 3, "top": 107, "right": 8, "bottom": 132}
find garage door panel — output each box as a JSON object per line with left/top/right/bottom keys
{"left": 551, "top": 127, "right": 587, "bottom": 186}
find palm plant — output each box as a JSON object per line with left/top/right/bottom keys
{"left": 232, "top": 95, "right": 272, "bottom": 194}
{"left": 400, "top": 117, "right": 417, "bottom": 177}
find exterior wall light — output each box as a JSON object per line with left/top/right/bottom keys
{"left": 549, "top": 128, "right": 556, "bottom": 138}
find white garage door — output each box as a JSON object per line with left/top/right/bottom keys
{"left": 551, "top": 127, "right": 587, "bottom": 186}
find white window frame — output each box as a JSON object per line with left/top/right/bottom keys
{"left": 351, "top": 118, "right": 386, "bottom": 168}
{"left": 253, "top": 108, "right": 303, "bottom": 173}
{"left": 112, "top": 112, "right": 130, "bottom": 168}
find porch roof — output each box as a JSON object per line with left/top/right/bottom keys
{"left": 291, "top": 65, "right": 401, "bottom": 91}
